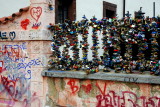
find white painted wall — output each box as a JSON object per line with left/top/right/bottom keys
{"left": 0, "top": 0, "right": 30, "bottom": 18}
{"left": 76, "top": 0, "right": 160, "bottom": 20}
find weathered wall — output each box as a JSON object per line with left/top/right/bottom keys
{"left": 46, "top": 78, "right": 160, "bottom": 107}
{"left": 0, "top": 41, "right": 44, "bottom": 107}
{"left": 0, "top": 0, "right": 55, "bottom": 106}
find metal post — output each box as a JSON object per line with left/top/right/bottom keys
{"left": 123, "top": 0, "right": 126, "bottom": 17}
{"left": 153, "top": 2, "right": 155, "bottom": 17}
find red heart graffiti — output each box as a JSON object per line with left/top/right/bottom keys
{"left": 30, "top": 7, "right": 42, "bottom": 22}
{"left": 21, "top": 19, "right": 30, "bottom": 30}
{"left": 82, "top": 84, "right": 92, "bottom": 94}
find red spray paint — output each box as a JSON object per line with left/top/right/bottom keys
{"left": 67, "top": 79, "right": 79, "bottom": 94}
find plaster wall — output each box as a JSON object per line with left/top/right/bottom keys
{"left": 0, "top": 0, "right": 55, "bottom": 106}
{"left": 46, "top": 77, "right": 160, "bottom": 107}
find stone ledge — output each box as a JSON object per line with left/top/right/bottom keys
{"left": 41, "top": 70, "right": 160, "bottom": 84}
{"left": 0, "top": 29, "right": 52, "bottom": 41}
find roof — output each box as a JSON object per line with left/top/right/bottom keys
{"left": 0, "top": 6, "right": 30, "bottom": 25}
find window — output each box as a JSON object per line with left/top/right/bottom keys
{"left": 55, "top": 0, "right": 76, "bottom": 23}
{"left": 103, "top": 1, "right": 117, "bottom": 18}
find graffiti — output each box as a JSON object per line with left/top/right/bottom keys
{"left": 21, "top": 19, "right": 30, "bottom": 30}
{"left": 1, "top": 75, "right": 17, "bottom": 99}
{"left": 17, "top": 59, "right": 43, "bottom": 70}
{"left": 82, "top": 84, "right": 92, "bottom": 94}
{"left": 96, "top": 90, "right": 160, "bottom": 107}
{"left": 2, "top": 45, "right": 21, "bottom": 58}
{"left": 0, "top": 61, "right": 3, "bottom": 73}
{"left": 0, "top": 42, "right": 27, "bottom": 59}
{"left": 32, "top": 22, "right": 41, "bottom": 29}
{"left": 67, "top": 79, "right": 79, "bottom": 94}
{"left": 22, "top": 92, "right": 41, "bottom": 107}
{"left": 2, "top": 57, "right": 43, "bottom": 80}
{"left": 96, "top": 82, "right": 107, "bottom": 95}
{"left": 0, "top": 75, "right": 31, "bottom": 105}
{"left": 9, "top": 31, "right": 16, "bottom": 40}
{"left": 0, "top": 100, "right": 14, "bottom": 106}
{"left": 3, "top": 56, "right": 26, "bottom": 74}
{"left": 4, "top": 56, "right": 26, "bottom": 64}
{"left": 30, "top": 7, "right": 42, "bottom": 22}
{"left": 47, "top": 78, "right": 160, "bottom": 107}
{"left": 0, "top": 31, "right": 7, "bottom": 39}
{"left": 3, "top": 43, "right": 27, "bottom": 50}
{"left": 89, "top": 81, "right": 160, "bottom": 107}
{"left": 0, "top": 31, "right": 16, "bottom": 40}
{"left": 3, "top": 58, "right": 42, "bottom": 80}
{"left": 8, "top": 70, "right": 31, "bottom": 80}
{"left": 0, "top": 78, "right": 40, "bottom": 107}
{"left": 124, "top": 77, "right": 138, "bottom": 83}
{"left": 0, "top": 45, "right": 21, "bottom": 58}
{"left": 30, "top": 7, "right": 42, "bottom": 30}
{"left": 2, "top": 57, "right": 42, "bottom": 80}
{"left": 0, "top": 42, "right": 43, "bottom": 107}
{"left": 0, "top": 93, "right": 41, "bottom": 107}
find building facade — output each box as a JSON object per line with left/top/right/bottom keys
{"left": 0, "top": 0, "right": 160, "bottom": 107}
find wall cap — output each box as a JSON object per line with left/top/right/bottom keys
{"left": 42, "top": 70, "right": 160, "bottom": 84}
{"left": 0, "top": 29, "right": 52, "bottom": 41}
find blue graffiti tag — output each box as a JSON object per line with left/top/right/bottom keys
{"left": 17, "top": 59, "right": 43, "bottom": 70}
{"left": 8, "top": 70, "right": 31, "bottom": 80}
{"left": 2, "top": 42, "right": 27, "bottom": 50}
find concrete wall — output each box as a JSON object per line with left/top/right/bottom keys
{"left": 46, "top": 78, "right": 160, "bottom": 107}
{"left": 0, "top": 0, "right": 55, "bottom": 106}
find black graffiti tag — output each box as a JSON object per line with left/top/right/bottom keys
{"left": 9, "top": 31, "right": 16, "bottom": 40}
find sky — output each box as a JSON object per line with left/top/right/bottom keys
{"left": 0, "top": 0, "right": 30, "bottom": 18}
